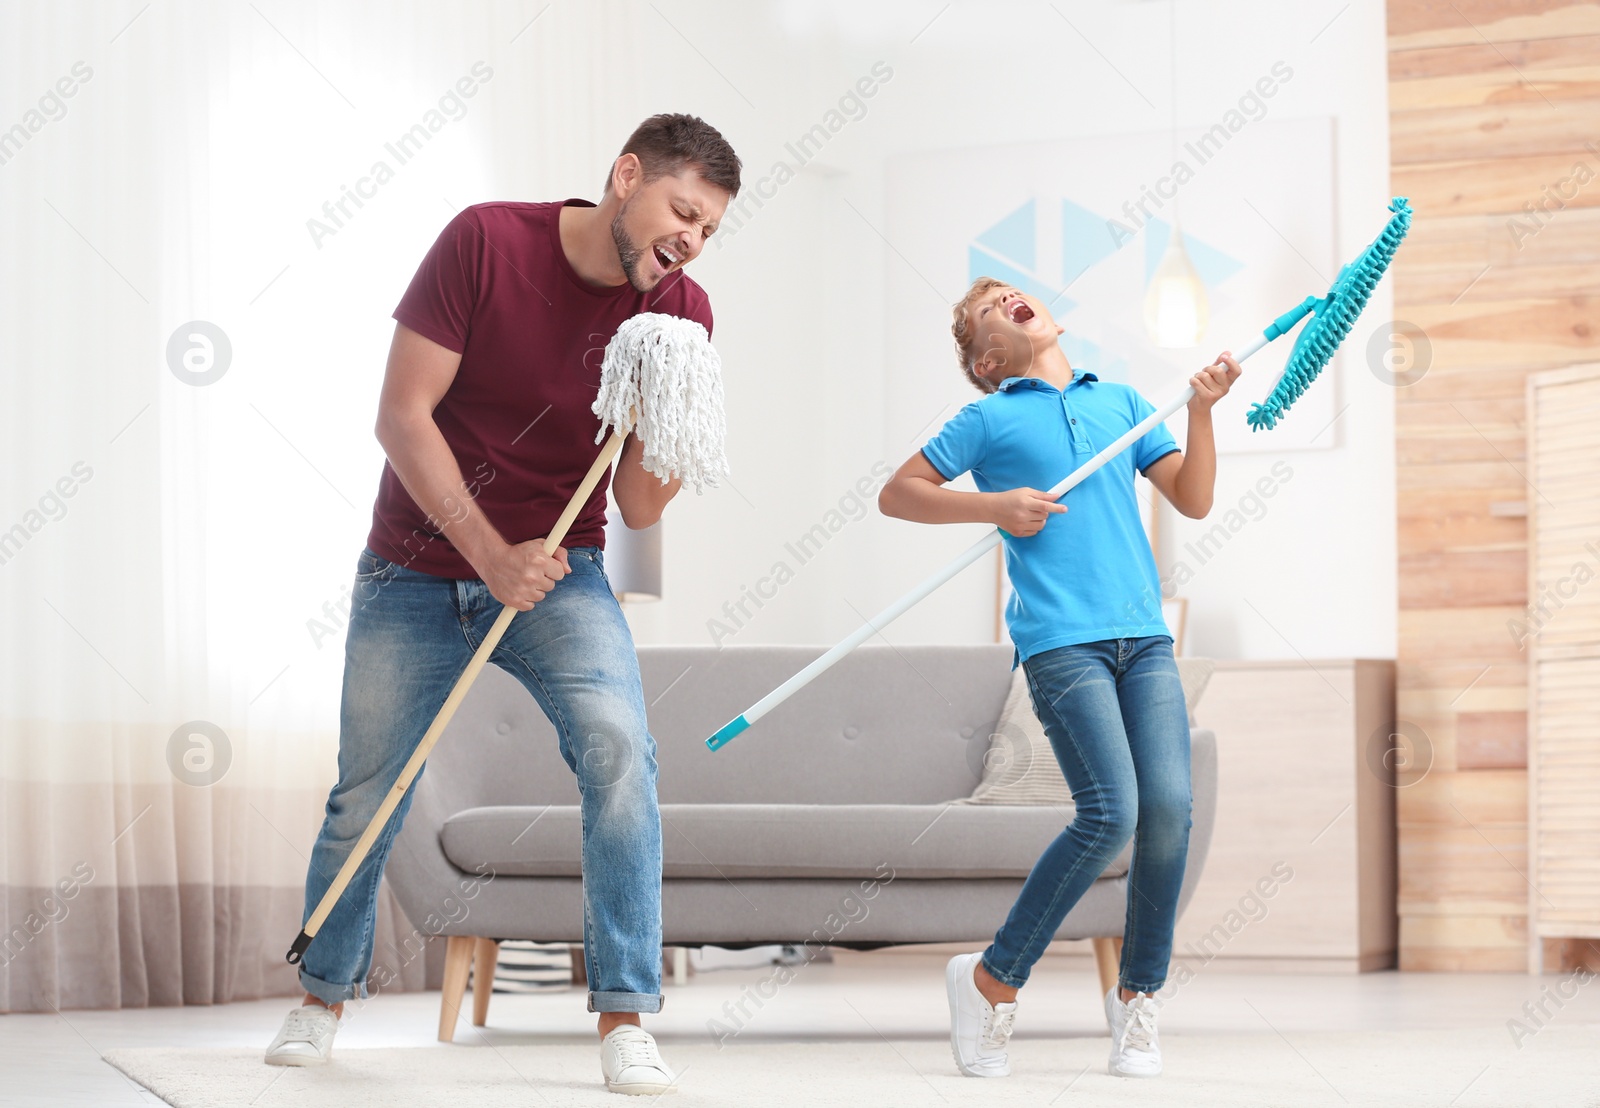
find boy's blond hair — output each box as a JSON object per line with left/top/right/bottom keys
{"left": 951, "top": 277, "right": 1004, "bottom": 395}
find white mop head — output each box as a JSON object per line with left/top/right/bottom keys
{"left": 592, "top": 312, "right": 729, "bottom": 493}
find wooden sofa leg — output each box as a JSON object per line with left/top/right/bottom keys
{"left": 1091, "top": 937, "right": 1123, "bottom": 999}
{"left": 473, "top": 938, "right": 499, "bottom": 1027}
{"left": 439, "top": 935, "right": 474, "bottom": 1042}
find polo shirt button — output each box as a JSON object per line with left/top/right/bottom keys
{"left": 1070, "top": 418, "right": 1077, "bottom": 424}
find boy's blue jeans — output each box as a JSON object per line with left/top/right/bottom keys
{"left": 297, "top": 546, "right": 664, "bottom": 1014}
{"left": 982, "top": 636, "right": 1192, "bottom": 995}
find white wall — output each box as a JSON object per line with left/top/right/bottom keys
{"left": 625, "top": 0, "right": 1397, "bottom": 663}
{"left": 1, "top": 0, "right": 1397, "bottom": 727}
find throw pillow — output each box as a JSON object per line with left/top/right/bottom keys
{"left": 963, "top": 656, "right": 1215, "bottom": 806}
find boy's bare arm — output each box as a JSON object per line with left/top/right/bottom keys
{"left": 1145, "top": 352, "right": 1241, "bottom": 519}
{"left": 879, "top": 452, "right": 1066, "bottom": 538}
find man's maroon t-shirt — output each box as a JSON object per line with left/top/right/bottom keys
{"left": 368, "top": 200, "right": 714, "bottom": 578}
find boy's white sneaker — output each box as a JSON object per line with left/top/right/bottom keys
{"left": 264, "top": 1004, "right": 340, "bottom": 1066}
{"left": 945, "top": 952, "right": 1017, "bottom": 1078}
{"left": 600, "top": 1025, "right": 676, "bottom": 1095}
{"left": 1105, "top": 989, "right": 1162, "bottom": 1077}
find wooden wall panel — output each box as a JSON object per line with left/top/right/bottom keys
{"left": 1388, "top": 0, "right": 1600, "bottom": 971}
{"left": 1390, "top": 100, "right": 1600, "bottom": 164}
{"left": 1388, "top": 2, "right": 1600, "bottom": 49}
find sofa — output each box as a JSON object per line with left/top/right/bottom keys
{"left": 385, "top": 643, "right": 1217, "bottom": 1039}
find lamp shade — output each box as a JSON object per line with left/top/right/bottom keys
{"left": 602, "top": 506, "right": 662, "bottom": 603}
{"left": 1144, "top": 224, "right": 1210, "bottom": 348}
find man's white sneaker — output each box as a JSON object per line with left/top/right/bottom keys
{"left": 1105, "top": 989, "right": 1162, "bottom": 1077}
{"left": 945, "top": 952, "right": 1017, "bottom": 1078}
{"left": 264, "top": 1004, "right": 340, "bottom": 1067}
{"left": 600, "top": 1025, "right": 676, "bottom": 1096}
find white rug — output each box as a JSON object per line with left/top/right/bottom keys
{"left": 106, "top": 1029, "right": 1600, "bottom": 1108}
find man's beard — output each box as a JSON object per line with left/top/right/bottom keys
{"left": 610, "top": 204, "right": 654, "bottom": 293}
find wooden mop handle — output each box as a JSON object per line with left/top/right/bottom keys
{"left": 288, "top": 428, "right": 630, "bottom": 964}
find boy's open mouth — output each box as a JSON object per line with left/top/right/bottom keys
{"left": 1007, "top": 299, "right": 1035, "bottom": 324}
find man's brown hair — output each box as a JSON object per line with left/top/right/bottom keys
{"left": 952, "top": 276, "right": 1006, "bottom": 394}
{"left": 608, "top": 113, "right": 742, "bottom": 197}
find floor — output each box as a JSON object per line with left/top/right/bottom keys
{"left": 7, "top": 951, "right": 1599, "bottom": 1106}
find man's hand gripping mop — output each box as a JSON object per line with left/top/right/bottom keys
{"left": 287, "top": 314, "right": 728, "bottom": 965}
{"left": 706, "top": 197, "right": 1413, "bottom": 752}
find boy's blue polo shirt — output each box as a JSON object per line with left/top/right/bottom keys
{"left": 920, "top": 370, "right": 1180, "bottom": 664}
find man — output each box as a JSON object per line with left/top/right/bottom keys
{"left": 263, "top": 114, "right": 739, "bottom": 1097}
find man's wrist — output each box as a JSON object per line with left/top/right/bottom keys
{"left": 452, "top": 520, "right": 508, "bottom": 575}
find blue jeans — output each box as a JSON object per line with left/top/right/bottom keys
{"left": 982, "top": 636, "right": 1192, "bottom": 995}
{"left": 298, "top": 546, "right": 664, "bottom": 1014}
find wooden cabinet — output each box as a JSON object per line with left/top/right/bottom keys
{"left": 1527, "top": 363, "right": 1600, "bottom": 971}
{"left": 1183, "top": 660, "right": 1397, "bottom": 972}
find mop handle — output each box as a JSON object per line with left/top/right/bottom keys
{"left": 288, "top": 428, "right": 629, "bottom": 964}
{"left": 705, "top": 320, "right": 1301, "bottom": 752}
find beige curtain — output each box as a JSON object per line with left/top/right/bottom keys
{"left": 0, "top": 0, "right": 644, "bottom": 1012}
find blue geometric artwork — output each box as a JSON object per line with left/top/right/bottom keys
{"left": 975, "top": 199, "right": 1036, "bottom": 272}
{"left": 967, "top": 196, "right": 1245, "bottom": 382}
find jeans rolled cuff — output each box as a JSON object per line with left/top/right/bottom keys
{"left": 587, "top": 989, "right": 664, "bottom": 1014}
{"left": 978, "top": 954, "right": 1028, "bottom": 991}
{"left": 299, "top": 967, "right": 367, "bottom": 1007}
{"left": 1118, "top": 978, "right": 1166, "bottom": 996}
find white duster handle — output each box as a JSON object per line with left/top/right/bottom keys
{"left": 706, "top": 334, "right": 1273, "bottom": 751}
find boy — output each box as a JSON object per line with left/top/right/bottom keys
{"left": 878, "top": 277, "right": 1239, "bottom": 1079}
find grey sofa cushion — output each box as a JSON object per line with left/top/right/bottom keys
{"left": 416, "top": 646, "right": 1018, "bottom": 809}
{"left": 441, "top": 802, "right": 1134, "bottom": 881}
{"left": 643, "top": 646, "right": 1015, "bottom": 805}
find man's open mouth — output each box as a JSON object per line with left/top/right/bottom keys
{"left": 653, "top": 244, "right": 681, "bottom": 271}
{"left": 1007, "top": 299, "right": 1035, "bottom": 324}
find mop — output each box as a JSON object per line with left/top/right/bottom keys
{"left": 287, "top": 313, "right": 727, "bottom": 966}
{"left": 706, "top": 197, "right": 1412, "bottom": 751}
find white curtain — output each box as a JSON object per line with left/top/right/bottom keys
{"left": 0, "top": 0, "right": 646, "bottom": 1012}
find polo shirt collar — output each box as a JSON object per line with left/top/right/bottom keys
{"left": 996, "top": 369, "right": 1098, "bottom": 392}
